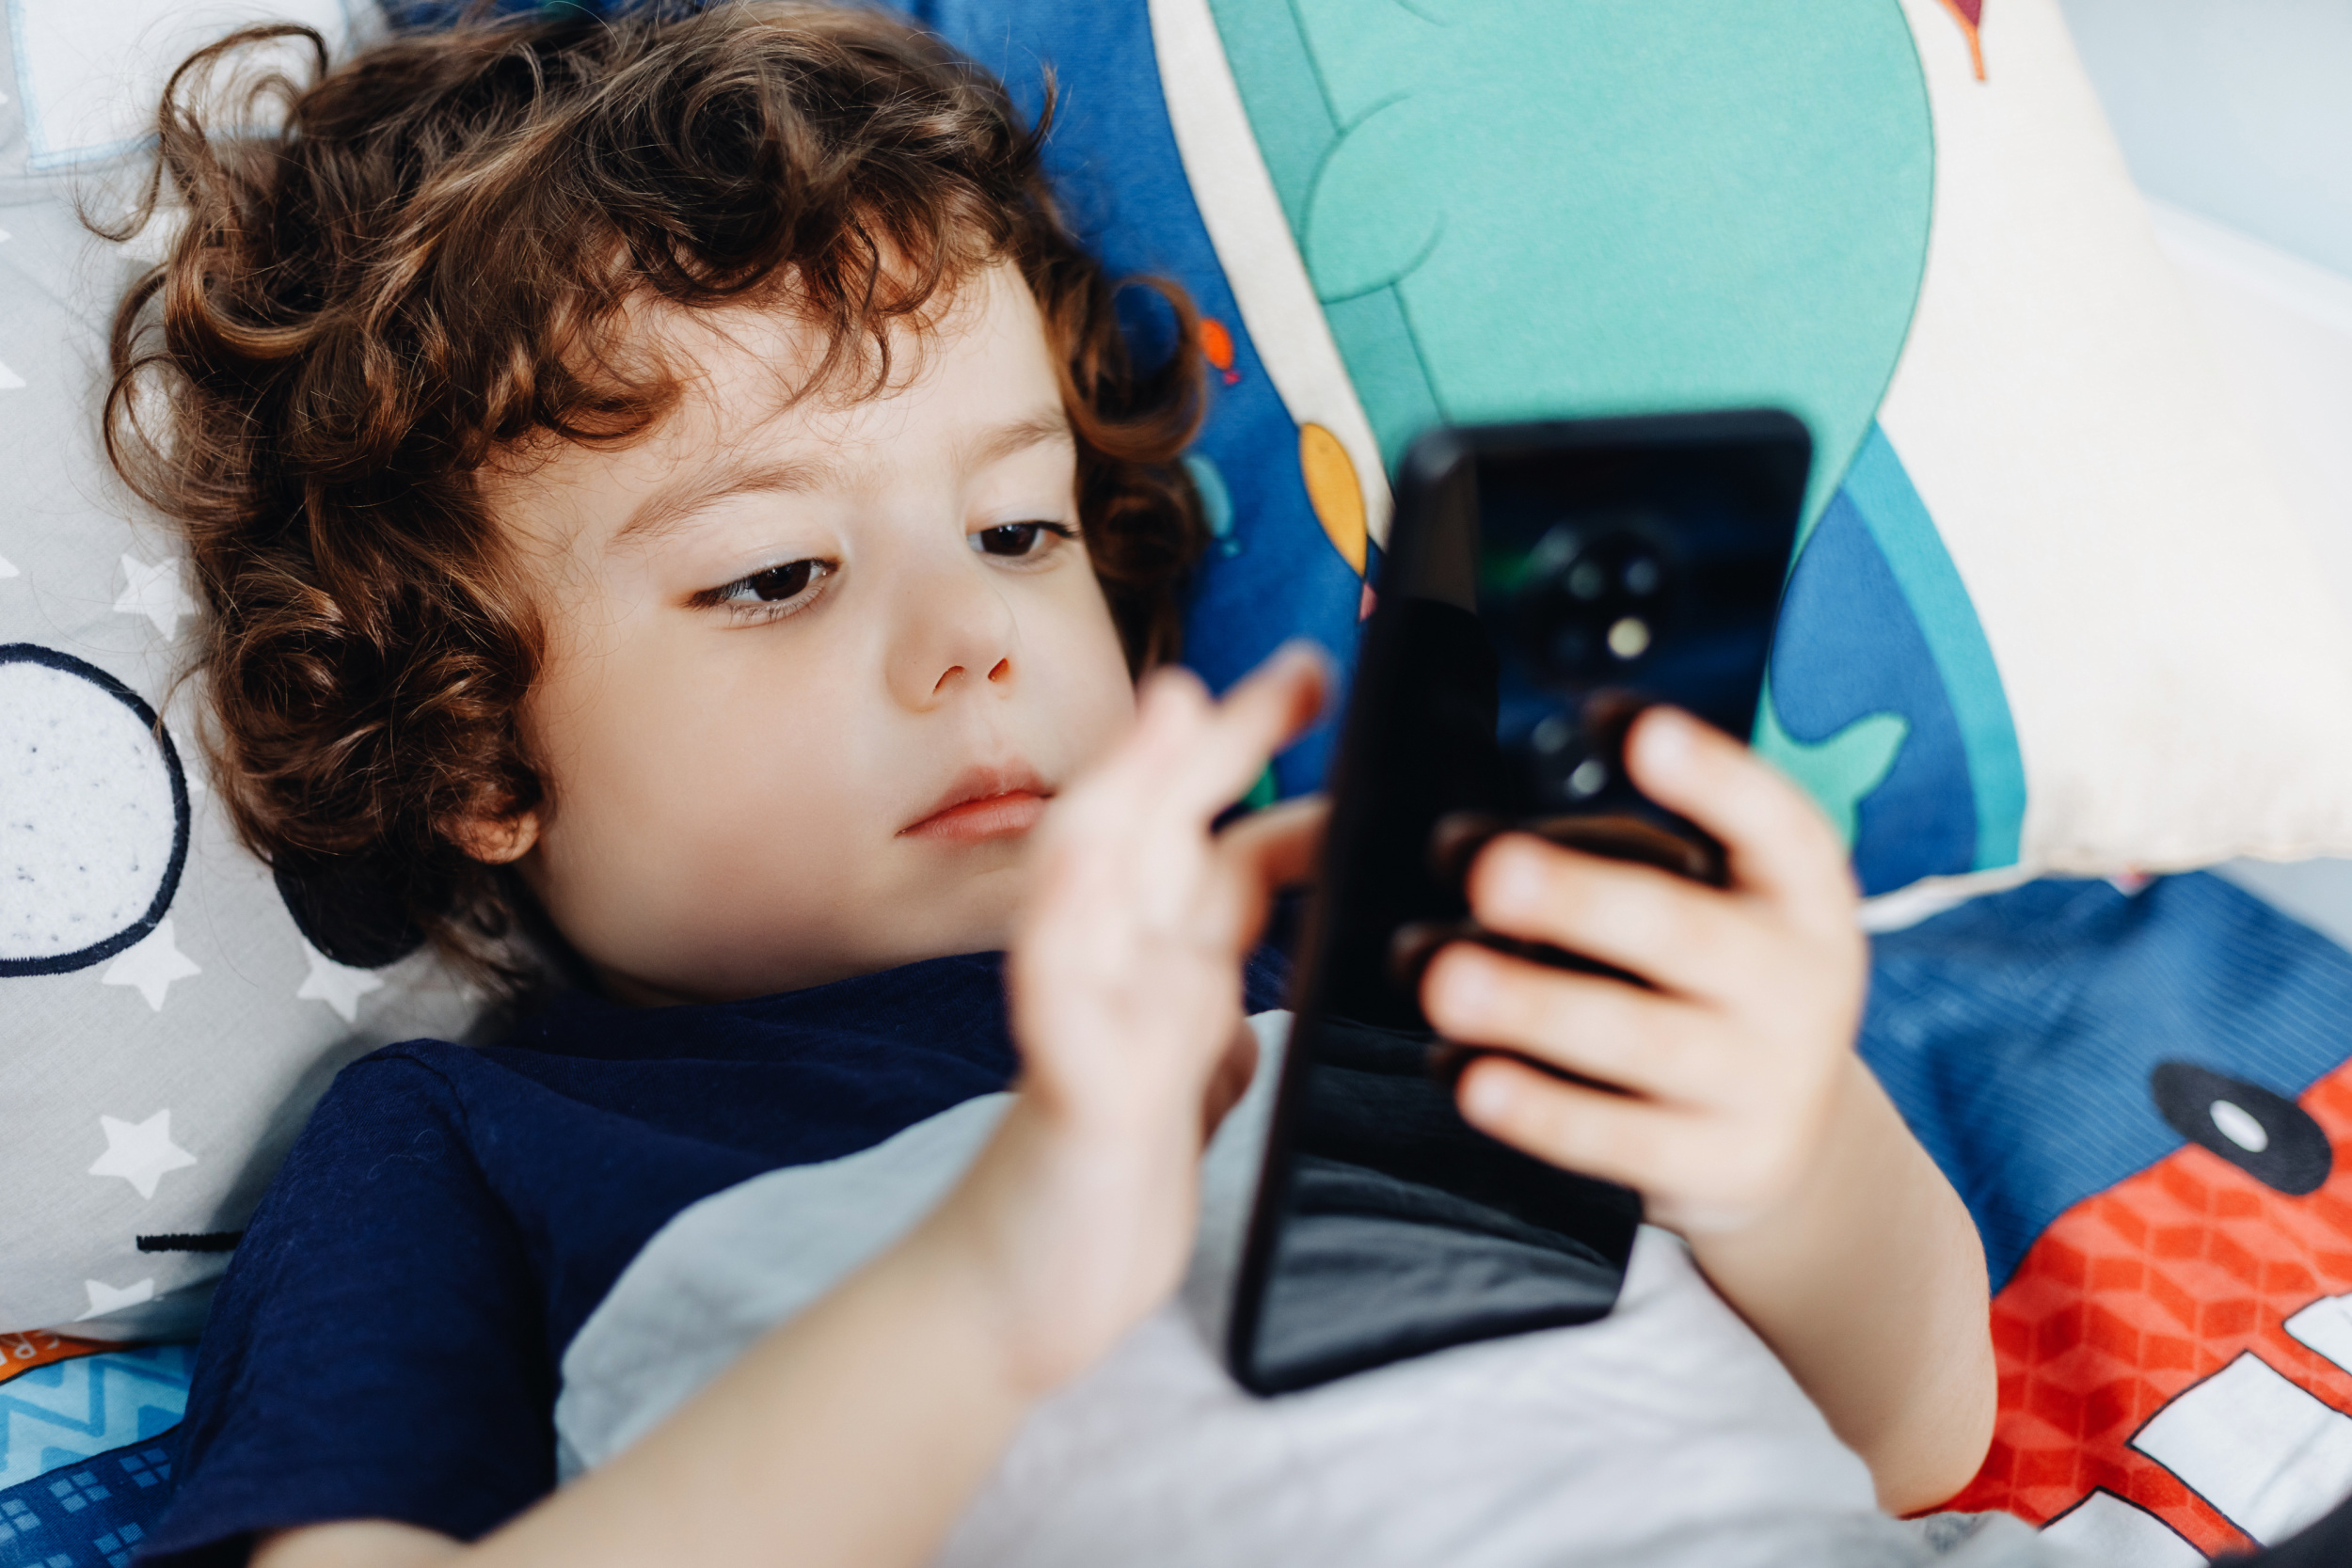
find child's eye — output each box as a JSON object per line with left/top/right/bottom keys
{"left": 695, "top": 558, "right": 835, "bottom": 623}
{"left": 736, "top": 560, "right": 826, "bottom": 601}
{"left": 973, "top": 521, "right": 1076, "bottom": 559}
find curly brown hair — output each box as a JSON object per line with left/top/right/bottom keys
{"left": 101, "top": 2, "right": 1207, "bottom": 982}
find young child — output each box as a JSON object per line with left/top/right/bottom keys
{"left": 110, "top": 5, "right": 2012, "bottom": 1564}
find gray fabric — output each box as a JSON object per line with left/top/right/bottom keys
{"left": 2058, "top": 0, "right": 2352, "bottom": 279}
{"left": 559, "top": 1013, "right": 2095, "bottom": 1568}
{"left": 2219, "top": 859, "right": 2352, "bottom": 957}
{"left": 555, "top": 1089, "right": 1013, "bottom": 1479}
{"left": 1910, "top": 1513, "right": 2101, "bottom": 1567}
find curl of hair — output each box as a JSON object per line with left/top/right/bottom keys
{"left": 102, "top": 2, "right": 1207, "bottom": 986}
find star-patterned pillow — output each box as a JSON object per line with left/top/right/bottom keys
{"left": 1, "top": 2, "right": 477, "bottom": 1338}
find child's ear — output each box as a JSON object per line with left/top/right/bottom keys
{"left": 449, "top": 810, "right": 542, "bottom": 865}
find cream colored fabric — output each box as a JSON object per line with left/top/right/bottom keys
{"left": 1880, "top": 0, "right": 2352, "bottom": 880}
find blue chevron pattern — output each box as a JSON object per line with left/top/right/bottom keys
{"left": 0, "top": 1350, "right": 190, "bottom": 1493}
{"left": 0, "top": 1436, "right": 176, "bottom": 1568}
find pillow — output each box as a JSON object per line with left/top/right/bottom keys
{"left": 1, "top": 0, "right": 477, "bottom": 1339}
{"left": 917, "top": 0, "right": 2352, "bottom": 911}
{"left": 2, "top": 0, "right": 357, "bottom": 172}
{"left": 5, "top": 0, "right": 2344, "bottom": 1339}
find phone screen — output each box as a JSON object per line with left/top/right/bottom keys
{"left": 1228, "top": 414, "right": 1810, "bottom": 1396}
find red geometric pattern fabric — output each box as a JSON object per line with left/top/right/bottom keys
{"left": 1947, "top": 1058, "right": 2352, "bottom": 1556}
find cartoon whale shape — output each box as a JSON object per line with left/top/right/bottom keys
{"left": 1767, "top": 426, "right": 2025, "bottom": 889}
{"left": 920, "top": 0, "right": 2026, "bottom": 870}
{"left": 1208, "top": 0, "right": 1931, "bottom": 535}
{"left": 1185, "top": 0, "right": 2021, "bottom": 881}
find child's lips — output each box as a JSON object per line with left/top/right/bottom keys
{"left": 902, "top": 763, "right": 1053, "bottom": 843}
{"left": 900, "top": 790, "right": 1050, "bottom": 843}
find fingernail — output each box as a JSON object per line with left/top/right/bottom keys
{"left": 1486, "top": 844, "right": 1546, "bottom": 916}
{"left": 1460, "top": 1063, "right": 1512, "bottom": 1125}
{"left": 1637, "top": 707, "right": 1695, "bottom": 773}
{"left": 1272, "top": 640, "right": 1333, "bottom": 702}
{"left": 1269, "top": 638, "right": 1322, "bottom": 673}
{"left": 1434, "top": 950, "right": 1492, "bottom": 1022}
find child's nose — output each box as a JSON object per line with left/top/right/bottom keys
{"left": 888, "top": 557, "right": 1020, "bottom": 710}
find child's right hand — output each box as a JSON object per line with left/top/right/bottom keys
{"left": 1417, "top": 706, "right": 1993, "bottom": 1510}
{"left": 1419, "top": 705, "right": 1868, "bottom": 1237}
{"left": 951, "top": 645, "right": 1327, "bottom": 1398}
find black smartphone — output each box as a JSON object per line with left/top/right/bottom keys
{"left": 1227, "top": 412, "right": 1811, "bottom": 1396}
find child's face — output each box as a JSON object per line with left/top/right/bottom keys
{"left": 481, "top": 266, "right": 1137, "bottom": 1005}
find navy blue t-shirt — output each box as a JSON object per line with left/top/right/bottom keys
{"left": 143, "top": 951, "right": 1289, "bottom": 1564}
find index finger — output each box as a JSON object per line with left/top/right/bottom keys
{"left": 1621, "top": 707, "right": 1856, "bottom": 928}
{"left": 1155, "top": 641, "right": 1330, "bottom": 824}
{"left": 1042, "top": 644, "right": 1327, "bottom": 871}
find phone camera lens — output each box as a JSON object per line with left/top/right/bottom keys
{"left": 1533, "top": 716, "right": 1575, "bottom": 755}
{"left": 1606, "top": 616, "right": 1651, "bottom": 661}
{"left": 1518, "top": 522, "right": 1673, "bottom": 682}
{"left": 1566, "top": 758, "right": 1609, "bottom": 798}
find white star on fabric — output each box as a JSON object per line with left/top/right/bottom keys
{"left": 87, "top": 1109, "right": 199, "bottom": 1200}
{"left": 296, "top": 938, "right": 385, "bottom": 1023}
{"left": 0, "top": 554, "right": 18, "bottom": 578}
{"left": 76, "top": 1277, "right": 155, "bottom": 1322}
{"left": 114, "top": 554, "right": 197, "bottom": 639}
{"left": 0, "top": 357, "right": 23, "bottom": 392}
{"left": 101, "top": 918, "right": 201, "bottom": 1011}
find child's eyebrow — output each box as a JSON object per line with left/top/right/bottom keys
{"left": 958, "top": 410, "right": 1074, "bottom": 472}
{"left": 612, "top": 410, "right": 1073, "bottom": 550}
{"left": 614, "top": 458, "right": 833, "bottom": 548}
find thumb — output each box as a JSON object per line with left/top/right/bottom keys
{"left": 1216, "top": 795, "right": 1328, "bottom": 895}
{"left": 1206, "top": 794, "right": 1328, "bottom": 958}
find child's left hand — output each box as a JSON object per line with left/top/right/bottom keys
{"left": 980, "top": 643, "right": 1328, "bottom": 1393}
